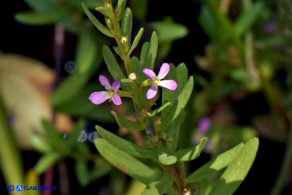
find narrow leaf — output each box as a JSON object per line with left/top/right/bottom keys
{"left": 121, "top": 8, "right": 133, "bottom": 44}
{"left": 140, "top": 42, "right": 150, "bottom": 70}
{"left": 30, "top": 134, "right": 51, "bottom": 153}
{"left": 234, "top": 2, "right": 264, "bottom": 36}
{"left": 142, "top": 187, "right": 160, "bottom": 195}
{"left": 111, "top": 111, "right": 145, "bottom": 131}
{"left": 176, "top": 137, "right": 208, "bottom": 161}
{"left": 35, "top": 153, "right": 61, "bottom": 174}
{"left": 210, "top": 137, "right": 259, "bottom": 195}
{"left": 115, "top": 0, "right": 127, "bottom": 20}
{"left": 96, "top": 125, "right": 155, "bottom": 158}
{"left": 162, "top": 63, "right": 188, "bottom": 104}
{"left": 161, "top": 76, "right": 194, "bottom": 131}
{"left": 41, "top": 119, "right": 62, "bottom": 147}
{"left": 150, "top": 19, "right": 188, "bottom": 43}
{"left": 94, "top": 139, "right": 161, "bottom": 185}
{"left": 82, "top": 3, "right": 113, "bottom": 37}
{"left": 75, "top": 159, "right": 90, "bottom": 186}
{"left": 148, "top": 174, "right": 174, "bottom": 194}
{"left": 186, "top": 142, "right": 244, "bottom": 183}
{"left": 103, "top": 45, "right": 125, "bottom": 80}
{"left": 24, "top": 0, "right": 57, "bottom": 12}
{"left": 149, "top": 32, "right": 158, "bottom": 69}
{"left": 129, "top": 28, "right": 144, "bottom": 55}
{"left": 151, "top": 102, "right": 171, "bottom": 117}
{"left": 15, "top": 11, "right": 60, "bottom": 25}
{"left": 76, "top": 32, "right": 97, "bottom": 74}
{"left": 51, "top": 72, "right": 92, "bottom": 105}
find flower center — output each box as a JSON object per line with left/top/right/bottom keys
{"left": 108, "top": 89, "right": 115, "bottom": 97}
{"left": 154, "top": 77, "right": 160, "bottom": 86}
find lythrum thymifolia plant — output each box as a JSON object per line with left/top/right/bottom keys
{"left": 82, "top": 0, "right": 259, "bottom": 194}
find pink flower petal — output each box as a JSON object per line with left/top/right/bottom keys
{"left": 159, "top": 80, "right": 177, "bottom": 90}
{"left": 157, "top": 63, "right": 170, "bottom": 79}
{"left": 143, "top": 68, "right": 156, "bottom": 80}
{"left": 147, "top": 85, "right": 158, "bottom": 99}
{"left": 112, "top": 94, "right": 122, "bottom": 105}
{"left": 112, "top": 80, "right": 120, "bottom": 92}
{"left": 89, "top": 91, "right": 110, "bottom": 105}
{"left": 99, "top": 75, "right": 111, "bottom": 90}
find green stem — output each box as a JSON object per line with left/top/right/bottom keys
{"left": 108, "top": 6, "right": 132, "bottom": 73}
{"left": 0, "top": 91, "right": 25, "bottom": 195}
{"left": 270, "top": 123, "right": 292, "bottom": 195}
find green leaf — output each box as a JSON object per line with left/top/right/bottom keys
{"left": 129, "top": 28, "right": 144, "bottom": 55}
{"left": 234, "top": 2, "right": 264, "bottom": 36}
{"left": 158, "top": 153, "right": 177, "bottom": 165}
{"left": 140, "top": 42, "right": 150, "bottom": 70}
{"left": 30, "top": 134, "right": 51, "bottom": 153}
{"left": 24, "top": 0, "right": 57, "bottom": 12}
{"left": 62, "top": 120, "right": 85, "bottom": 150}
{"left": 176, "top": 137, "right": 208, "bottom": 162}
{"left": 210, "top": 137, "right": 259, "bottom": 195}
{"left": 151, "top": 102, "right": 171, "bottom": 117}
{"left": 82, "top": 3, "right": 113, "bottom": 37}
{"left": 94, "top": 139, "right": 161, "bottom": 185}
{"left": 55, "top": 85, "right": 114, "bottom": 122}
{"left": 148, "top": 174, "right": 174, "bottom": 194}
{"left": 161, "top": 76, "right": 194, "bottom": 131}
{"left": 111, "top": 111, "right": 145, "bottom": 131}
{"left": 51, "top": 72, "right": 91, "bottom": 106}
{"left": 75, "top": 158, "right": 112, "bottom": 186}
{"left": 150, "top": 18, "right": 188, "bottom": 43}
{"left": 103, "top": 45, "right": 125, "bottom": 80}
{"left": 15, "top": 11, "right": 60, "bottom": 25}
{"left": 95, "top": 5, "right": 114, "bottom": 18}
{"left": 162, "top": 63, "right": 188, "bottom": 104}
{"left": 75, "top": 159, "right": 90, "bottom": 186}
{"left": 186, "top": 142, "right": 244, "bottom": 183}
{"left": 83, "top": 0, "right": 103, "bottom": 9}
{"left": 41, "top": 119, "right": 62, "bottom": 147}
{"left": 168, "top": 113, "right": 183, "bottom": 151}
{"left": 142, "top": 187, "right": 160, "bottom": 195}
{"left": 76, "top": 32, "right": 97, "bottom": 74}
{"left": 199, "top": 1, "right": 241, "bottom": 47}
{"left": 199, "top": 6, "right": 221, "bottom": 43}
{"left": 121, "top": 8, "right": 133, "bottom": 45}
{"left": 96, "top": 125, "right": 155, "bottom": 158}
{"left": 130, "top": 56, "right": 144, "bottom": 83}
{"left": 115, "top": 0, "right": 127, "bottom": 20}
{"left": 149, "top": 32, "right": 158, "bottom": 69}
{"left": 89, "top": 161, "right": 112, "bottom": 181}
{"left": 35, "top": 153, "right": 61, "bottom": 174}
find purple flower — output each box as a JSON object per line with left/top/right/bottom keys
{"left": 198, "top": 117, "right": 212, "bottom": 133}
{"left": 89, "top": 75, "right": 122, "bottom": 105}
{"left": 263, "top": 22, "right": 277, "bottom": 35}
{"left": 143, "top": 63, "right": 177, "bottom": 99}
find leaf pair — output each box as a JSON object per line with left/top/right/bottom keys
{"left": 94, "top": 126, "right": 173, "bottom": 193}
{"left": 186, "top": 137, "right": 259, "bottom": 194}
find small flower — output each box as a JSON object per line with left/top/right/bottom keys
{"left": 198, "top": 117, "right": 212, "bottom": 133}
{"left": 143, "top": 63, "right": 177, "bottom": 99}
{"left": 89, "top": 75, "right": 122, "bottom": 105}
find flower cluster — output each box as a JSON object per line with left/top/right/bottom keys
{"left": 88, "top": 63, "right": 177, "bottom": 105}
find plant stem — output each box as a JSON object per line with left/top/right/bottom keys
{"left": 270, "top": 123, "right": 292, "bottom": 195}
{"left": 0, "top": 91, "right": 25, "bottom": 195}
{"left": 271, "top": 0, "right": 292, "bottom": 193}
